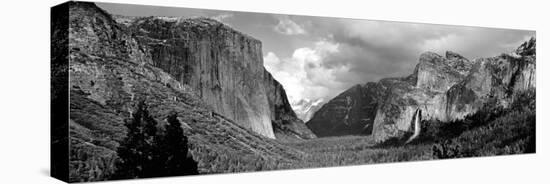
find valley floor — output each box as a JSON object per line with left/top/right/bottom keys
{"left": 281, "top": 136, "right": 432, "bottom": 169}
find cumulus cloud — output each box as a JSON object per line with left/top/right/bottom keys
{"left": 274, "top": 16, "right": 307, "bottom": 35}
{"left": 264, "top": 40, "right": 347, "bottom": 105}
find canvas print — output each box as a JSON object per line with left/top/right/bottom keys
{"left": 51, "top": 1, "right": 536, "bottom": 182}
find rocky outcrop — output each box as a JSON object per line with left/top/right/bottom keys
{"left": 414, "top": 51, "right": 472, "bottom": 91}
{"left": 121, "top": 16, "right": 315, "bottom": 139}
{"left": 307, "top": 83, "right": 384, "bottom": 137}
{"left": 308, "top": 38, "right": 536, "bottom": 142}
{"left": 59, "top": 2, "right": 308, "bottom": 181}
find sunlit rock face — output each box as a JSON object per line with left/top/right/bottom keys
{"left": 308, "top": 38, "right": 536, "bottom": 142}
{"left": 121, "top": 16, "right": 315, "bottom": 139}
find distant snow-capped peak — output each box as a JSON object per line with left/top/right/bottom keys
{"left": 292, "top": 98, "right": 325, "bottom": 122}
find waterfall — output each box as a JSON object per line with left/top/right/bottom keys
{"left": 405, "top": 109, "right": 421, "bottom": 144}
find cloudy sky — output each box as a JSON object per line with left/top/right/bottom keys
{"left": 97, "top": 2, "right": 535, "bottom": 107}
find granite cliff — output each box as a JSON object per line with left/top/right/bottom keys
{"left": 118, "top": 15, "right": 315, "bottom": 139}
{"left": 55, "top": 2, "right": 311, "bottom": 181}
{"left": 308, "top": 38, "right": 536, "bottom": 142}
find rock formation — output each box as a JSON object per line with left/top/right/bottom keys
{"left": 308, "top": 38, "right": 536, "bottom": 142}
{"left": 55, "top": 2, "right": 311, "bottom": 181}
{"left": 118, "top": 15, "right": 315, "bottom": 139}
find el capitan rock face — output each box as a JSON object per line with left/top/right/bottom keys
{"left": 121, "top": 16, "right": 315, "bottom": 139}
{"left": 125, "top": 17, "right": 275, "bottom": 138}
{"left": 308, "top": 38, "right": 536, "bottom": 142}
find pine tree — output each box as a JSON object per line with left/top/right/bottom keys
{"left": 140, "top": 102, "right": 160, "bottom": 178}
{"left": 159, "top": 113, "right": 199, "bottom": 176}
{"left": 114, "top": 101, "right": 147, "bottom": 179}
{"left": 114, "top": 101, "right": 160, "bottom": 179}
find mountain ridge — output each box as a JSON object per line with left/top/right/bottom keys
{"left": 308, "top": 38, "right": 536, "bottom": 142}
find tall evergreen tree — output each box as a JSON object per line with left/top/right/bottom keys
{"left": 114, "top": 101, "right": 145, "bottom": 179}
{"left": 114, "top": 101, "right": 159, "bottom": 179}
{"left": 159, "top": 113, "right": 199, "bottom": 176}
{"left": 140, "top": 103, "right": 160, "bottom": 178}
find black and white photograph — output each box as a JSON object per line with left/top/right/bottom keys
{"left": 48, "top": 1, "right": 538, "bottom": 182}
{"left": 3, "top": 0, "right": 548, "bottom": 183}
